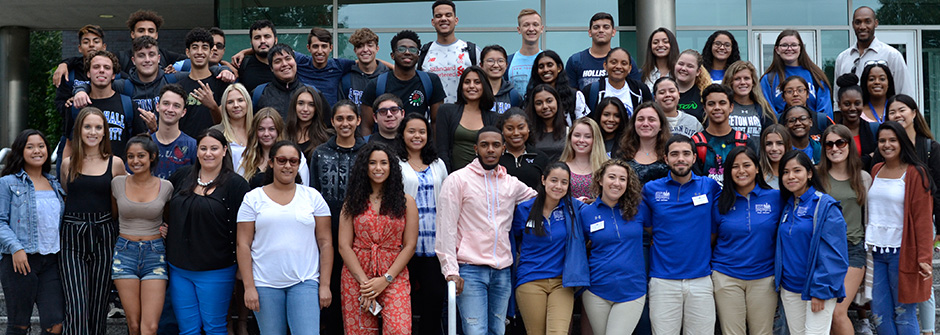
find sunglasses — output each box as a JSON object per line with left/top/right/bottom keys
{"left": 274, "top": 156, "right": 301, "bottom": 166}
{"left": 824, "top": 139, "right": 849, "bottom": 149}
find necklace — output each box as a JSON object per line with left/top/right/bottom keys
{"left": 197, "top": 176, "right": 214, "bottom": 187}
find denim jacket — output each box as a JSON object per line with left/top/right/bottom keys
{"left": 0, "top": 170, "right": 66, "bottom": 255}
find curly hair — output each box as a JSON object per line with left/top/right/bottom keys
{"left": 526, "top": 50, "right": 577, "bottom": 120}
{"left": 84, "top": 50, "right": 120, "bottom": 74}
{"left": 349, "top": 28, "right": 379, "bottom": 48}
{"left": 590, "top": 159, "right": 642, "bottom": 220}
{"left": 342, "top": 143, "right": 407, "bottom": 219}
{"left": 702, "top": 31, "right": 741, "bottom": 72}
{"left": 126, "top": 10, "right": 163, "bottom": 32}
{"left": 619, "top": 101, "right": 670, "bottom": 161}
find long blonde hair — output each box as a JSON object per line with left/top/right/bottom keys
{"left": 218, "top": 83, "right": 254, "bottom": 146}
{"left": 240, "top": 108, "right": 285, "bottom": 181}
{"left": 560, "top": 117, "right": 609, "bottom": 172}
{"left": 68, "top": 107, "right": 112, "bottom": 182}
{"left": 722, "top": 61, "right": 776, "bottom": 124}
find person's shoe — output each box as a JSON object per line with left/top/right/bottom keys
{"left": 855, "top": 318, "right": 874, "bottom": 335}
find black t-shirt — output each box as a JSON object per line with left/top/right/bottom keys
{"left": 238, "top": 56, "right": 274, "bottom": 93}
{"left": 178, "top": 74, "right": 226, "bottom": 138}
{"left": 678, "top": 88, "right": 704, "bottom": 122}
{"left": 362, "top": 72, "right": 446, "bottom": 117}
{"left": 66, "top": 93, "right": 143, "bottom": 159}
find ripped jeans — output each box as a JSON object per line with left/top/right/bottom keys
{"left": 871, "top": 250, "right": 919, "bottom": 335}
{"left": 455, "top": 264, "right": 512, "bottom": 335}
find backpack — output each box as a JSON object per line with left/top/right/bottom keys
{"left": 374, "top": 71, "right": 433, "bottom": 103}
{"left": 585, "top": 80, "right": 607, "bottom": 113}
{"left": 691, "top": 131, "right": 748, "bottom": 163}
{"left": 121, "top": 72, "right": 179, "bottom": 96}
{"left": 416, "top": 41, "right": 478, "bottom": 70}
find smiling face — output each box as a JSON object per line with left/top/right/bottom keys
{"left": 839, "top": 90, "right": 863, "bottom": 124}
{"left": 536, "top": 56, "right": 560, "bottom": 84}
{"left": 604, "top": 49, "right": 631, "bottom": 82}
{"left": 197, "top": 136, "right": 226, "bottom": 171}
{"left": 432, "top": 4, "right": 458, "bottom": 35}
{"left": 776, "top": 35, "right": 801, "bottom": 66}
{"left": 88, "top": 56, "right": 115, "bottom": 89}
{"left": 131, "top": 20, "right": 158, "bottom": 40}
{"left": 402, "top": 119, "right": 428, "bottom": 153}
{"left": 533, "top": 91, "right": 557, "bottom": 121}
{"left": 374, "top": 100, "right": 404, "bottom": 133}
{"left": 295, "top": 92, "right": 316, "bottom": 123}
{"left": 270, "top": 50, "right": 297, "bottom": 82}
{"left": 256, "top": 118, "right": 278, "bottom": 148}
{"left": 354, "top": 40, "right": 378, "bottom": 64}
{"left": 730, "top": 152, "right": 758, "bottom": 192}
{"left": 650, "top": 32, "right": 671, "bottom": 59}
{"left": 133, "top": 45, "right": 161, "bottom": 78}
{"left": 331, "top": 106, "right": 361, "bottom": 140}
{"left": 600, "top": 165, "right": 628, "bottom": 203}
{"left": 783, "top": 80, "right": 808, "bottom": 107}
{"left": 704, "top": 92, "right": 731, "bottom": 125}
{"left": 187, "top": 41, "right": 212, "bottom": 68}
{"left": 392, "top": 38, "right": 419, "bottom": 69}
{"left": 634, "top": 107, "right": 662, "bottom": 139}
{"left": 730, "top": 69, "right": 753, "bottom": 98}
{"left": 866, "top": 66, "right": 889, "bottom": 99}
{"left": 666, "top": 141, "right": 695, "bottom": 177}
{"left": 126, "top": 143, "right": 153, "bottom": 175}
{"left": 674, "top": 53, "right": 699, "bottom": 85}
{"left": 824, "top": 133, "right": 849, "bottom": 165}
{"left": 654, "top": 80, "right": 679, "bottom": 112}
{"left": 785, "top": 108, "right": 812, "bottom": 139}
{"left": 711, "top": 33, "right": 732, "bottom": 62}
{"left": 502, "top": 115, "right": 530, "bottom": 152}
{"left": 461, "top": 71, "right": 484, "bottom": 102}
{"left": 482, "top": 50, "right": 507, "bottom": 80}
{"left": 877, "top": 128, "right": 901, "bottom": 162}
{"left": 589, "top": 18, "right": 615, "bottom": 45}
{"left": 781, "top": 158, "right": 811, "bottom": 195}
{"left": 517, "top": 13, "right": 543, "bottom": 44}
{"left": 225, "top": 90, "right": 248, "bottom": 121}
{"left": 887, "top": 100, "right": 917, "bottom": 132}
{"left": 78, "top": 32, "right": 105, "bottom": 58}
{"left": 542, "top": 168, "right": 570, "bottom": 203}
{"left": 599, "top": 104, "right": 622, "bottom": 135}
{"left": 367, "top": 150, "right": 391, "bottom": 185}
{"left": 764, "top": 132, "right": 786, "bottom": 163}
{"left": 158, "top": 91, "right": 186, "bottom": 125}
{"left": 80, "top": 114, "right": 106, "bottom": 148}
{"left": 23, "top": 135, "right": 48, "bottom": 170}
{"left": 569, "top": 123, "right": 594, "bottom": 156}
{"left": 270, "top": 145, "right": 301, "bottom": 185}
{"left": 853, "top": 8, "right": 878, "bottom": 44}
{"left": 307, "top": 37, "right": 332, "bottom": 68}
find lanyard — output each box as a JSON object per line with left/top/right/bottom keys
{"left": 868, "top": 101, "right": 887, "bottom": 123}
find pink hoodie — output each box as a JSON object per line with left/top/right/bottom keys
{"left": 435, "top": 158, "right": 537, "bottom": 277}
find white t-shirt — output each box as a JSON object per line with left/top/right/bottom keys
{"left": 237, "top": 185, "right": 332, "bottom": 288}
{"left": 604, "top": 79, "right": 635, "bottom": 116}
{"left": 421, "top": 39, "right": 481, "bottom": 103}
{"left": 865, "top": 174, "right": 906, "bottom": 251}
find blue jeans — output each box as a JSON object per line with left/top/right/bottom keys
{"left": 457, "top": 264, "right": 512, "bottom": 335}
{"left": 872, "top": 251, "right": 919, "bottom": 335}
{"left": 168, "top": 263, "right": 237, "bottom": 335}
{"left": 255, "top": 280, "right": 321, "bottom": 335}
{"left": 112, "top": 236, "right": 167, "bottom": 280}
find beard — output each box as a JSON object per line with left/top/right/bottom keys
{"left": 479, "top": 157, "right": 500, "bottom": 170}
{"left": 669, "top": 164, "right": 691, "bottom": 177}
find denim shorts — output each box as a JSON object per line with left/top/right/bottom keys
{"left": 112, "top": 236, "right": 168, "bottom": 280}
{"left": 847, "top": 241, "right": 866, "bottom": 269}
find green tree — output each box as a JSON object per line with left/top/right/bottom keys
{"left": 27, "top": 30, "right": 62, "bottom": 140}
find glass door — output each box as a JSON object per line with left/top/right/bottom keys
{"left": 751, "top": 30, "right": 817, "bottom": 74}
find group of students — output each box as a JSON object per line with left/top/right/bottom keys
{"left": 0, "top": 2, "right": 937, "bottom": 335}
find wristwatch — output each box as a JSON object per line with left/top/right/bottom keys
{"left": 383, "top": 273, "right": 394, "bottom": 283}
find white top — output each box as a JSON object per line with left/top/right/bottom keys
{"left": 566, "top": 91, "right": 590, "bottom": 126}
{"left": 865, "top": 173, "right": 906, "bottom": 251}
{"left": 604, "top": 78, "right": 635, "bottom": 116}
{"left": 644, "top": 67, "right": 665, "bottom": 91}
{"left": 399, "top": 158, "right": 448, "bottom": 199}
{"left": 35, "top": 190, "right": 61, "bottom": 255}
{"left": 667, "top": 111, "right": 704, "bottom": 138}
{"left": 237, "top": 185, "right": 331, "bottom": 288}
{"left": 230, "top": 142, "right": 246, "bottom": 176}
{"left": 834, "top": 37, "right": 915, "bottom": 101}
{"left": 421, "top": 39, "right": 482, "bottom": 104}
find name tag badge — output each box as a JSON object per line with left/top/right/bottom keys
{"left": 692, "top": 194, "right": 709, "bottom": 206}
{"left": 590, "top": 221, "right": 605, "bottom": 232}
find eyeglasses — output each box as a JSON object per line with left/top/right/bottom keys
{"left": 484, "top": 58, "right": 507, "bottom": 65}
{"left": 786, "top": 115, "right": 811, "bottom": 124}
{"left": 824, "top": 139, "right": 849, "bottom": 149}
{"left": 396, "top": 46, "right": 420, "bottom": 54}
{"left": 713, "top": 42, "right": 732, "bottom": 49}
{"left": 376, "top": 106, "right": 403, "bottom": 116}
{"left": 274, "top": 156, "right": 301, "bottom": 166}
{"left": 776, "top": 43, "right": 801, "bottom": 50}
{"left": 784, "top": 88, "right": 807, "bottom": 96}
{"left": 213, "top": 42, "right": 225, "bottom": 49}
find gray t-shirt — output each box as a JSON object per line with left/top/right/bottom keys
{"left": 730, "top": 102, "right": 773, "bottom": 139}
{"left": 667, "top": 111, "right": 703, "bottom": 138}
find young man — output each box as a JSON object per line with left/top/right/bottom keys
{"left": 367, "top": 94, "right": 405, "bottom": 147}
{"left": 252, "top": 44, "right": 328, "bottom": 121}
{"left": 639, "top": 135, "right": 721, "bottom": 335}
{"left": 338, "top": 28, "right": 391, "bottom": 107}
{"left": 419, "top": 0, "right": 481, "bottom": 103}
{"left": 691, "top": 84, "right": 757, "bottom": 184}
{"left": 177, "top": 27, "right": 227, "bottom": 137}
{"left": 833, "top": 6, "right": 915, "bottom": 99}
{"left": 361, "top": 30, "right": 445, "bottom": 136}
{"left": 293, "top": 27, "right": 357, "bottom": 106}
{"left": 506, "top": 9, "right": 543, "bottom": 98}
{"left": 565, "top": 12, "right": 641, "bottom": 90}
{"left": 236, "top": 20, "right": 278, "bottom": 93}
{"left": 172, "top": 28, "right": 236, "bottom": 74}
{"left": 436, "top": 126, "right": 537, "bottom": 335}
{"left": 55, "top": 25, "right": 107, "bottom": 168}
{"left": 151, "top": 84, "right": 197, "bottom": 179}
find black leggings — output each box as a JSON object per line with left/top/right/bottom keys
{"left": 0, "top": 253, "right": 65, "bottom": 335}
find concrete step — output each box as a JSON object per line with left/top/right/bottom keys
{"left": 0, "top": 316, "right": 128, "bottom": 335}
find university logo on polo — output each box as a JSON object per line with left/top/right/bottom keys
{"left": 552, "top": 210, "right": 564, "bottom": 221}
{"left": 796, "top": 204, "right": 809, "bottom": 216}
{"left": 755, "top": 203, "right": 772, "bottom": 214}
{"left": 655, "top": 191, "right": 669, "bottom": 201}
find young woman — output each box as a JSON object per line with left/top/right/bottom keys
{"left": 759, "top": 124, "right": 791, "bottom": 189}
{"left": 779, "top": 76, "right": 833, "bottom": 136}
{"left": 775, "top": 150, "right": 848, "bottom": 335}
{"left": 703, "top": 31, "right": 741, "bottom": 83}
{"left": 0, "top": 129, "right": 65, "bottom": 335}
{"left": 760, "top": 30, "right": 833, "bottom": 118}
{"left": 481, "top": 45, "right": 523, "bottom": 113}
{"left": 713, "top": 146, "right": 781, "bottom": 335}
{"left": 396, "top": 113, "right": 449, "bottom": 335}
{"left": 526, "top": 84, "right": 568, "bottom": 161}
{"left": 236, "top": 141, "right": 333, "bottom": 335}
{"left": 671, "top": 49, "right": 711, "bottom": 121}
{"left": 867, "top": 121, "right": 934, "bottom": 335}
{"left": 560, "top": 117, "right": 608, "bottom": 201}
{"left": 511, "top": 161, "right": 589, "bottom": 335}
{"left": 721, "top": 61, "right": 776, "bottom": 138}
{"left": 165, "top": 129, "right": 251, "bottom": 335}
{"left": 817, "top": 125, "right": 872, "bottom": 335}
{"left": 59, "top": 107, "right": 127, "bottom": 335}
{"left": 240, "top": 108, "right": 309, "bottom": 187}
{"left": 781, "top": 105, "right": 822, "bottom": 164}
{"left": 212, "top": 83, "right": 254, "bottom": 171}
{"left": 860, "top": 62, "right": 897, "bottom": 124}
{"left": 835, "top": 73, "right": 876, "bottom": 168}
{"left": 338, "top": 143, "right": 419, "bottom": 335}
{"left": 111, "top": 135, "right": 174, "bottom": 335}
{"left": 579, "top": 159, "right": 645, "bottom": 335}
{"left": 437, "top": 66, "right": 498, "bottom": 172}
{"left": 498, "top": 107, "right": 550, "bottom": 189}
{"left": 526, "top": 50, "right": 589, "bottom": 124}
{"left": 581, "top": 48, "right": 652, "bottom": 116}
{"left": 653, "top": 77, "right": 703, "bottom": 138}
{"left": 641, "top": 27, "right": 679, "bottom": 90}
{"left": 591, "top": 97, "right": 628, "bottom": 156}
{"left": 619, "top": 101, "right": 670, "bottom": 185}
{"left": 286, "top": 86, "right": 331, "bottom": 159}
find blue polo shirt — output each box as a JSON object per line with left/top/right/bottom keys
{"left": 712, "top": 186, "right": 782, "bottom": 280}
{"left": 295, "top": 52, "right": 356, "bottom": 106}
{"left": 580, "top": 199, "right": 646, "bottom": 302}
{"left": 779, "top": 186, "right": 820, "bottom": 293}
{"left": 639, "top": 172, "right": 720, "bottom": 280}
{"left": 512, "top": 198, "right": 567, "bottom": 287}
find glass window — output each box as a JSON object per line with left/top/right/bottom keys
{"left": 546, "top": 0, "right": 619, "bottom": 27}
{"left": 922, "top": 31, "right": 940, "bottom": 131}
{"left": 544, "top": 31, "right": 623, "bottom": 65}
{"left": 752, "top": 0, "right": 847, "bottom": 26}
{"left": 676, "top": 30, "right": 748, "bottom": 61}
{"left": 871, "top": 2, "right": 940, "bottom": 25}
{"left": 337, "top": 0, "right": 538, "bottom": 29}
{"left": 820, "top": 30, "right": 849, "bottom": 87}
{"left": 676, "top": 0, "right": 746, "bottom": 26}
{"left": 218, "top": 0, "right": 332, "bottom": 29}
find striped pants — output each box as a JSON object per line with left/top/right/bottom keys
{"left": 59, "top": 212, "right": 118, "bottom": 335}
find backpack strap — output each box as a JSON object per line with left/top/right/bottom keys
{"left": 691, "top": 132, "right": 709, "bottom": 163}
{"left": 252, "top": 83, "right": 268, "bottom": 107}
{"left": 509, "top": 91, "right": 522, "bottom": 107}
{"left": 375, "top": 73, "right": 389, "bottom": 97}
{"left": 341, "top": 73, "right": 352, "bottom": 98}
{"left": 733, "top": 131, "right": 748, "bottom": 147}
{"left": 165, "top": 72, "right": 179, "bottom": 84}
{"left": 121, "top": 94, "right": 134, "bottom": 126}
{"left": 416, "top": 71, "right": 433, "bottom": 101}
{"left": 123, "top": 80, "right": 134, "bottom": 96}
{"left": 587, "top": 81, "right": 604, "bottom": 113}
{"left": 503, "top": 53, "right": 515, "bottom": 82}
{"left": 417, "top": 42, "right": 433, "bottom": 70}
{"left": 466, "top": 41, "right": 477, "bottom": 66}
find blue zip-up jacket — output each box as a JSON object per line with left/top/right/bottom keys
{"left": 712, "top": 186, "right": 781, "bottom": 280}
{"left": 580, "top": 198, "right": 646, "bottom": 303}
{"left": 774, "top": 187, "right": 848, "bottom": 301}
{"left": 511, "top": 197, "right": 589, "bottom": 288}
{"left": 760, "top": 65, "right": 833, "bottom": 119}
{"left": 0, "top": 170, "right": 66, "bottom": 255}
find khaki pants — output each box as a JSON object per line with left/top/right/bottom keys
{"left": 780, "top": 289, "right": 836, "bottom": 335}
{"left": 648, "top": 276, "right": 715, "bottom": 335}
{"left": 582, "top": 289, "right": 645, "bottom": 335}
{"left": 515, "top": 277, "right": 575, "bottom": 335}
{"left": 711, "top": 271, "right": 776, "bottom": 335}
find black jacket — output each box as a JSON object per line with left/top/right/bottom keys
{"left": 498, "top": 145, "right": 549, "bottom": 190}
{"left": 435, "top": 103, "right": 499, "bottom": 172}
